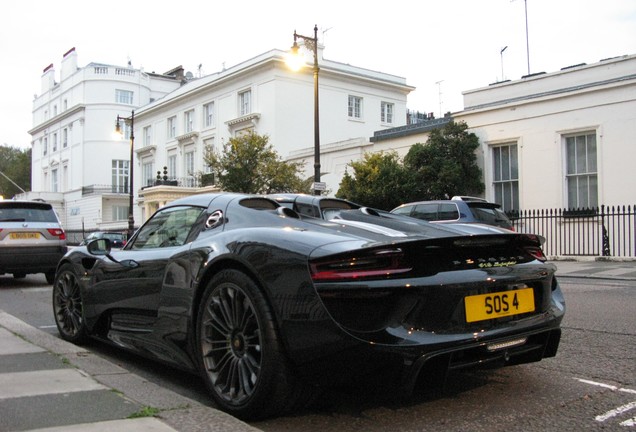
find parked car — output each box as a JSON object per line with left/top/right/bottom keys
{"left": 267, "top": 193, "right": 360, "bottom": 219}
{"left": 80, "top": 231, "right": 126, "bottom": 248}
{"left": 0, "top": 200, "right": 67, "bottom": 283}
{"left": 52, "top": 193, "right": 564, "bottom": 420}
{"left": 391, "top": 196, "right": 514, "bottom": 230}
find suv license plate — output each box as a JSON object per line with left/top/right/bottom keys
{"left": 9, "top": 232, "right": 41, "bottom": 240}
{"left": 465, "top": 288, "right": 535, "bottom": 323}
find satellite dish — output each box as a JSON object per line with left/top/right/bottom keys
{"left": 185, "top": 71, "right": 194, "bottom": 79}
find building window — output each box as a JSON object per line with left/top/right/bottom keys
{"left": 381, "top": 102, "right": 394, "bottom": 124}
{"left": 184, "top": 150, "right": 195, "bottom": 186}
{"left": 63, "top": 128, "right": 68, "bottom": 148}
{"left": 492, "top": 143, "right": 519, "bottom": 212}
{"left": 143, "top": 126, "right": 152, "bottom": 146}
{"left": 566, "top": 132, "right": 598, "bottom": 209}
{"left": 238, "top": 90, "right": 251, "bottom": 116}
{"left": 112, "top": 206, "right": 129, "bottom": 221}
{"left": 52, "top": 133, "right": 58, "bottom": 152}
{"left": 348, "top": 95, "right": 362, "bottom": 119}
{"left": 143, "top": 161, "right": 154, "bottom": 187}
{"left": 167, "top": 154, "right": 177, "bottom": 180}
{"left": 63, "top": 164, "right": 68, "bottom": 191}
{"left": 115, "top": 89, "right": 134, "bottom": 105}
{"left": 53, "top": 105, "right": 58, "bottom": 116}
{"left": 112, "top": 160, "right": 129, "bottom": 194}
{"left": 63, "top": 99, "right": 68, "bottom": 110}
{"left": 167, "top": 116, "right": 176, "bottom": 138}
{"left": 203, "top": 137, "right": 215, "bottom": 174}
{"left": 204, "top": 102, "right": 215, "bottom": 127}
{"left": 184, "top": 110, "right": 195, "bottom": 133}
{"left": 43, "top": 137, "right": 48, "bottom": 156}
{"left": 51, "top": 169, "right": 58, "bottom": 192}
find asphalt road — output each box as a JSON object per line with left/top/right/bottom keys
{"left": 0, "top": 273, "right": 634, "bottom": 431}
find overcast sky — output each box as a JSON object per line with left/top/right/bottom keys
{"left": 2, "top": 0, "right": 635, "bottom": 149}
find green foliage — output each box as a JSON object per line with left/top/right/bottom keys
{"left": 204, "top": 132, "right": 311, "bottom": 194}
{"left": 336, "top": 121, "right": 484, "bottom": 208}
{"left": 336, "top": 151, "right": 410, "bottom": 210}
{"left": 0, "top": 145, "right": 31, "bottom": 198}
{"left": 404, "top": 120, "right": 484, "bottom": 200}
{"left": 127, "top": 406, "right": 161, "bottom": 418}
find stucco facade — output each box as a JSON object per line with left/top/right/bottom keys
{"left": 26, "top": 48, "right": 183, "bottom": 235}
{"left": 361, "top": 54, "right": 636, "bottom": 213}
{"left": 457, "top": 54, "right": 636, "bottom": 210}
{"left": 132, "top": 46, "right": 413, "bottom": 216}
{"left": 25, "top": 46, "right": 413, "bottom": 232}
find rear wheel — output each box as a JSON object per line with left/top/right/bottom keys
{"left": 52, "top": 264, "right": 89, "bottom": 344}
{"left": 196, "top": 269, "right": 309, "bottom": 420}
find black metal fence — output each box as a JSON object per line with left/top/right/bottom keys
{"left": 508, "top": 205, "right": 636, "bottom": 258}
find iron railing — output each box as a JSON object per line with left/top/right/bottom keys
{"left": 508, "top": 205, "right": 635, "bottom": 258}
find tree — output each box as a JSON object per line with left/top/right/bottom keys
{"left": 0, "top": 145, "right": 31, "bottom": 198}
{"left": 403, "top": 120, "right": 484, "bottom": 200}
{"left": 203, "top": 131, "right": 311, "bottom": 194}
{"left": 336, "top": 151, "right": 411, "bottom": 210}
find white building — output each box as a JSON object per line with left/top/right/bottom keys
{"left": 25, "top": 46, "right": 413, "bottom": 234}
{"left": 457, "top": 53, "right": 636, "bottom": 211}
{"left": 368, "top": 54, "right": 636, "bottom": 213}
{"left": 133, "top": 46, "right": 414, "bottom": 219}
{"left": 26, "top": 48, "right": 183, "bottom": 239}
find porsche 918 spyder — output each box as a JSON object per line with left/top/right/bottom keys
{"left": 52, "top": 193, "right": 564, "bottom": 420}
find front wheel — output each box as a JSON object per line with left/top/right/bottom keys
{"left": 196, "top": 269, "right": 309, "bottom": 420}
{"left": 52, "top": 264, "right": 89, "bottom": 344}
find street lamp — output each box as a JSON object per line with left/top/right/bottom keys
{"left": 115, "top": 110, "right": 135, "bottom": 238}
{"left": 288, "top": 25, "right": 322, "bottom": 195}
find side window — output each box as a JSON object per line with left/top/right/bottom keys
{"left": 412, "top": 204, "right": 439, "bottom": 221}
{"left": 392, "top": 205, "right": 413, "bottom": 216}
{"left": 438, "top": 203, "right": 460, "bottom": 221}
{"left": 130, "top": 206, "right": 204, "bottom": 250}
{"left": 295, "top": 203, "right": 319, "bottom": 218}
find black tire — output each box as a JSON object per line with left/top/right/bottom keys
{"left": 52, "top": 264, "right": 89, "bottom": 344}
{"left": 196, "top": 269, "right": 308, "bottom": 420}
{"left": 45, "top": 271, "right": 55, "bottom": 285}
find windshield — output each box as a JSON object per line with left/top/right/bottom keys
{"left": 0, "top": 203, "right": 58, "bottom": 223}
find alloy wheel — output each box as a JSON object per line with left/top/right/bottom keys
{"left": 200, "top": 283, "right": 262, "bottom": 405}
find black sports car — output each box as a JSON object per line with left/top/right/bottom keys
{"left": 52, "top": 193, "right": 565, "bottom": 420}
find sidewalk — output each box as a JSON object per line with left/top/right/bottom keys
{"left": 0, "top": 311, "right": 261, "bottom": 432}
{"left": 552, "top": 257, "right": 636, "bottom": 281}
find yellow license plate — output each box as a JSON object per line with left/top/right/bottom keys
{"left": 9, "top": 232, "right": 41, "bottom": 240}
{"left": 465, "top": 288, "right": 535, "bottom": 323}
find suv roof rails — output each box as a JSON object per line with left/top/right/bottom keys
{"left": 451, "top": 196, "right": 488, "bottom": 203}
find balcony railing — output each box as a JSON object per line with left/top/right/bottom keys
{"left": 141, "top": 174, "right": 216, "bottom": 189}
{"left": 82, "top": 184, "right": 129, "bottom": 195}
{"left": 508, "top": 205, "right": 635, "bottom": 258}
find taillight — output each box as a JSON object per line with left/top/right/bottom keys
{"left": 47, "top": 228, "right": 66, "bottom": 240}
{"left": 310, "top": 248, "right": 412, "bottom": 281}
{"left": 522, "top": 234, "right": 547, "bottom": 262}
{"left": 526, "top": 246, "right": 546, "bottom": 262}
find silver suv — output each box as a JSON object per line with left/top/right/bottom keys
{"left": 0, "top": 200, "right": 67, "bottom": 284}
{"left": 391, "top": 196, "right": 514, "bottom": 230}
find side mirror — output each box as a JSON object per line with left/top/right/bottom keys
{"left": 87, "top": 238, "right": 112, "bottom": 256}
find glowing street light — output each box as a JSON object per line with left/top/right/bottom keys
{"left": 287, "top": 25, "right": 323, "bottom": 195}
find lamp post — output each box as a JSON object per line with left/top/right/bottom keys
{"left": 115, "top": 110, "right": 135, "bottom": 238}
{"left": 288, "top": 25, "right": 322, "bottom": 195}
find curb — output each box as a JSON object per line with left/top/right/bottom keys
{"left": 0, "top": 311, "right": 261, "bottom": 432}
